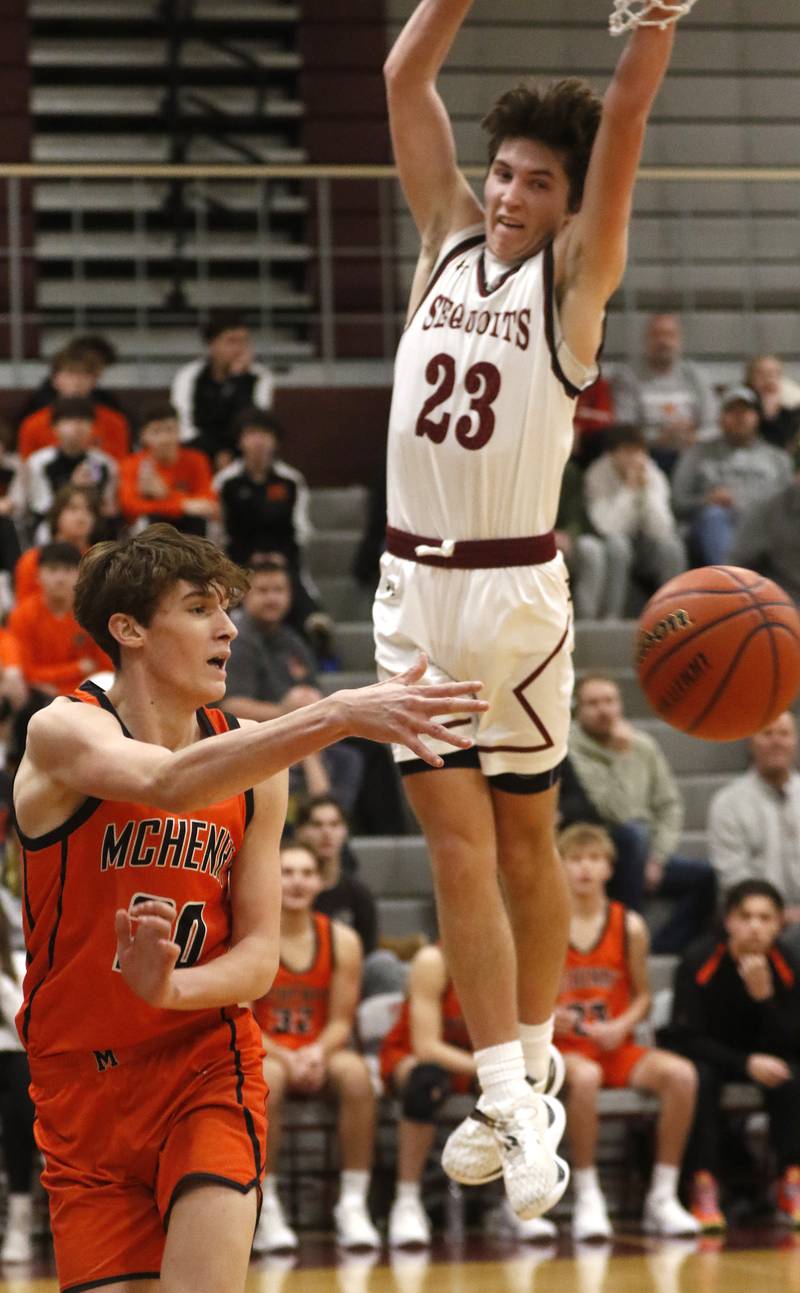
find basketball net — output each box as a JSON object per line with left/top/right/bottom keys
{"left": 609, "top": 0, "right": 698, "bottom": 34}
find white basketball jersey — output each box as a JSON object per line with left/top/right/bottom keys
{"left": 387, "top": 225, "right": 596, "bottom": 541}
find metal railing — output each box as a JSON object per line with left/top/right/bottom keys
{"left": 2, "top": 163, "right": 800, "bottom": 385}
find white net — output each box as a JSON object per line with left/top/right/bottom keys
{"left": 609, "top": 0, "right": 698, "bottom": 34}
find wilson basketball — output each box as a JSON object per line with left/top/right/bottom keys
{"left": 635, "top": 567, "right": 800, "bottom": 741}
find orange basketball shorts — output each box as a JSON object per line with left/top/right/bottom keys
{"left": 560, "top": 1038, "right": 649, "bottom": 1089}
{"left": 29, "top": 1009, "right": 267, "bottom": 1293}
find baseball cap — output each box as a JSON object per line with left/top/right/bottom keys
{"left": 721, "top": 384, "right": 758, "bottom": 410}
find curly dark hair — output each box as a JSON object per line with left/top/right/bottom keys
{"left": 482, "top": 78, "right": 602, "bottom": 212}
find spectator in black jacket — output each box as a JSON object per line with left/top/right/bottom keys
{"left": 663, "top": 879, "right": 800, "bottom": 1231}
{"left": 295, "top": 795, "right": 406, "bottom": 999}
{"left": 214, "top": 409, "right": 335, "bottom": 661}
{"left": 170, "top": 311, "right": 273, "bottom": 467}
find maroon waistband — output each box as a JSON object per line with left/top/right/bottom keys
{"left": 385, "top": 525, "right": 557, "bottom": 569}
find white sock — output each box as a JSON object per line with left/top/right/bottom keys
{"left": 262, "top": 1176, "right": 278, "bottom": 1202}
{"left": 339, "top": 1169, "right": 369, "bottom": 1204}
{"left": 573, "top": 1167, "right": 601, "bottom": 1198}
{"left": 518, "top": 1018, "right": 554, "bottom": 1085}
{"left": 648, "top": 1162, "right": 679, "bottom": 1200}
{"left": 396, "top": 1180, "right": 421, "bottom": 1203}
{"left": 475, "top": 1040, "right": 529, "bottom": 1104}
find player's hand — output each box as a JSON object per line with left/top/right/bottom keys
{"left": 114, "top": 899, "right": 181, "bottom": 1009}
{"left": 182, "top": 497, "right": 217, "bottom": 518}
{"left": 746, "top": 1053, "right": 791, "bottom": 1087}
{"left": 644, "top": 856, "right": 664, "bottom": 894}
{"left": 583, "top": 1017, "right": 628, "bottom": 1052}
{"left": 331, "top": 654, "right": 487, "bottom": 766}
{"left": 705, "top": 486, "right": 735, "bottom": 508}
{"left": 607, "top": 717, "right": 635, "bottom": 753}
{"left": 737, "top": 954, "right": 774, "bottom": 1002}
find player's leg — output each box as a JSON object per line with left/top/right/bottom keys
{"left": 403, "top": 764, "right": 517, "bottom": 1048}
{"left": 254, "top": 1056, "right": 296, "bottom": 1253}
{"left": 160, "top": 1182, "right": 257, "bottom": 1293}
{"left": 387, "top": 1058, "right": 441, "bottom": 1247}
{"left": 491, "top": 781, "right": 570, "bottom": 1054}
{"left": 326, "top": 1050, "right": 380, "bottom": 1247}
{"left": 629, "top": 1049, "right": 700, "bottom": 1235}
{"left": 562, "top": 1053, "right": 612, "bottom": 1240}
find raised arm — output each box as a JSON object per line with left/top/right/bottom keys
{"left": 558, "top": 9, "right": 679, "bottom": 364}
{"left": 316, "top": 922, "right": 363, "bottom": 1057}
{"left": 384, "top": 0, "right": 482, "bottom": 255}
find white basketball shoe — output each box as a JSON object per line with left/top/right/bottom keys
{"left": 442, "top": 1044, "right": 566, "bottom": 1187}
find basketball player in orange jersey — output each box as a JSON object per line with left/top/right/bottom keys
{"left": 556, "top": 824, "right": 698, "bottom": 1240}
{"left": 12, "top": 523, "right": 487, "bottom": 1293}
{"left": 251, "top": 841, "right": 379, "bottom": 1253}
{"left": 374, "top": 0, "right": 694, "bottom": 1220}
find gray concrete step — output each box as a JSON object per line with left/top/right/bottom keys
{"left": 309, "top": 487, "right": 368, "bottom": 532}
{"left": 305, "top": 531, "right": 361, "bottom": 577}
{"left": 316, "top": 579, "right": 375, "bottom": 625}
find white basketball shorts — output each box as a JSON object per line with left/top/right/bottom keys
{"left": 372, "top": 550, "right": 574, "bottom": 779}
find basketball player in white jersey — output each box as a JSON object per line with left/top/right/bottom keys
{"left": 374, "top": 0, "right": 692, "bottom": 1221}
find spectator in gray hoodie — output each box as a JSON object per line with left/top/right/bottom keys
{"left": 671, "top": 385, "right": 793, "bottom": 567}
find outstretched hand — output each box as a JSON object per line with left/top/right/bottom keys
{"left": 114, "top": 899, "right": 181, "bottom": 1009}
{"left": 334, "top": 654, "right": 488, "bottom": 766}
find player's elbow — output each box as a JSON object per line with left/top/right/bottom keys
{"left": 249, "top": 948, "right": 280, "bottom": 1002}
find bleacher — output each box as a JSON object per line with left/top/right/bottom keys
{"left": 28, "top": 0, "right": 312, "bottom": 366}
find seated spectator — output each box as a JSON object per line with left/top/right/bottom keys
{"left": 583, "top": 425, "right": 686, "bottom": 616}
{"left": 556, "top": 824, "right": 698, "bottom": 1240}
{"left": 213, "top": 408, "right": 332, "bottom": 654}
{"left": 708, "top": 712, "right": 800, "bottom": 956}
{"left": 224, "top": 555, "right": 363, "bottom": 813}
{"left": 671, "top": 385, "right": 793, "bottom": 567}
{"left": 729, "top": 455, "right": 800, "bottom": 605}
{"left": 572, "top": 374, "right": 615, "bottom": 467}
{"left": 0, "top": 902, "right": 36, "bottom": 1262}
{"left": 250, "top": 842, "right": 379, "bottom": 1253}
{"left": 17, "top": 343, "right": 129, "bottom": 461}
{"left": 380, "top": 941, "right": 553, "bottom": 1247}
{"left": 14, "top": 484, "right": 100, "bottom": 603}
{"left": 0, "top": 421, "right": 22, "bottom": 610}
{"left": 294, "top": 794, "right": 406, "bottom": 998}
{"left": 555, "top": 455, "right": 610, "bottom": 620}
{"left": 663, "top": 879, "right": 800, "bottom": 1230}
{"left": 612, "top": 314, "right": 718, "bottom": 475}
{"left": 171, "top": 310, "right": 273, "bottom": 467}
{"left": 118, "top": 401, "right": 217, "bottom": 536}
{"left": 16, "top": 333, "right": 123, "bottom": 423}
{"left": 11, "top": 398, "right": 119, "bottom": 538}
{"left": 569, "top": 675, "right": 716, "bottom": 953}
{"left": 745, "top": 354, "right": 800, "bottom": 452}
{"left": 6, "top": 542, "right": 114, "bottom": 763}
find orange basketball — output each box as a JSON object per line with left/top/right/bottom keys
{"left": 635, "top": 566, "right": 800, "bottom": 741}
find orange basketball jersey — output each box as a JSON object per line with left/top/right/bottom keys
{"left": 17, "top": 682, "right": 255, "bottom": 1062}
{"left": 557, "top": 901, "right": 634, "bottom": 1056}
{"left": 251, "top": 912, "right": 333, "bottom": 1048}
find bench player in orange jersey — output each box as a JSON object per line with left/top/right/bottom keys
{"left": 556, "top": 824, "right": 699, "bottom": 1241}
{"left": 251, "top": 842, "right": 379, "bottom": 1254}
{"left": 375, "top": 0, "right": 695, "bottom": 1225}
{"left": 12, "top": 522, "right": 487, "bottom": 1293}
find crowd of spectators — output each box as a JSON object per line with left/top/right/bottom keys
{"left": 0, "top": 316, "right": 800, "bottom": 1263}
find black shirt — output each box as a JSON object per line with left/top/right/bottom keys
{"left": 664, "top": 934, "right": 800, "bottom": 1075}
{"left": 314, "top": 873, "right": 378, "bottom": 956}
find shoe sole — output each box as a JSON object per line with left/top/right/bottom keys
{"left": 514, "top": 1154, "right": 571, "bottom": 1222}
{"left": 443, "top": 1092, "right": 567, "bottom": 1187}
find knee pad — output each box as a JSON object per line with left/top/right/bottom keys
{"left": 402, "top": 1063, "right": 451, "bottom": 1123}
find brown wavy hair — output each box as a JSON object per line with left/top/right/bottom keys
{"left": 74, "top": 523, "right": 249, "bottom": 667}
{"left": 482, "top": 78, "right": 602, "bottom": 211}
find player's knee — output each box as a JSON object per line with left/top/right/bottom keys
{"left": 664, "top": 1054, "right": 698, "bottom": 1098}
{"left": 401, "top": 1062, "right": 451, "bottom": 1124}
{"left": 331, "top": 1052, "right": 374, "bottom": 1100}
{"left": 566, "top": 1058, "right": 602, "bottom": 1097}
